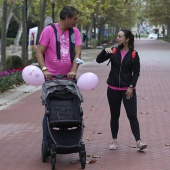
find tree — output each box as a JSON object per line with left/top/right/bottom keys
{"left": 37, "top": 0, "right": 47, "bottom": 44}
{"left": 0, "top": 0, "right": 142, "bottom": 70}
{"left": 143, "top": 0, "right": 170, "bottom": 35}
{"left": 21, "top": 0, "right": 27, "bottom": 65}
{"left": 1, "top": 0, "right": 7, "bottom": 71}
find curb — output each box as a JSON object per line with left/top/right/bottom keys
{"left": 0, "top": 84, "right": 41, "bottom": 111}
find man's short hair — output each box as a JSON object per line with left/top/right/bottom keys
{"left": 60, "top": 6, "right": 79, "bottom": 20}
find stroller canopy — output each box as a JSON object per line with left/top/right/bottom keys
{"left": 41, "top": 79, "right": 83, "bottom": 105}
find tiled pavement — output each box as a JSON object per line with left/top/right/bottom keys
{"left": 1, "top": 38, "right": 170, "bottom": 170}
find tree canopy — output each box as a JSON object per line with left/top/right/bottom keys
{"left": 1, "top": 0, "right": 170, "bottom": 71}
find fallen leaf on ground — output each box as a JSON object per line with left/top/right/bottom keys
{"left": 93, "top": 132, "right": 102, "bottom": 134}
{"left": 86, "top": 137, "right": 94, "bottom": 141}
{"left": 140, "top": 112, "right": 149, "bottom": 114}
{"left": 86, "top": 159, "right": 97, "bottom": 164}
{"left": 70, "top": 161, "right": 78, "bottom": 164}
{"left": 131, "top": 145, "right": 136, "bottom": 148}
{"left": 142, "top": 97, "right": 148, "bottom": 100}
{"left": 92, "top": 155, "right": 101, "bottom": 158}
{"left": 24, "top": 91, "right": 30, "bottom": 93}
{"left": 83, "top": 116, "right": 88, "bottom": 119}
{"left": 87, "top": 155, "right": 102, "bottom": 159}
{"left": 158, "top": 109, "right": 168, "bottom": 112}
{"left": 165, "top": 144, "right": 170, "bottom": 146}
{"left": 0, "top": 103, "right": 7, "bottom": 106}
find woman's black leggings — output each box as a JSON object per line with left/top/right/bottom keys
{"left": 107, "top": 87, "right": 140, "bottom": 141}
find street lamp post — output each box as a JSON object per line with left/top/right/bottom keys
{"left": 50, "top": 0, "right": 55, "bottom": 22}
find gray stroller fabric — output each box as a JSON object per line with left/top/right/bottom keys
{"left": 41, "top": 79, "right": 83, "bottom": 105}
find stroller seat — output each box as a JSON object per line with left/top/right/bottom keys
{"left": 47, "top": 90, "right": 83, "bottom": 128}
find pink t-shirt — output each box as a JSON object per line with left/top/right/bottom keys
{"left": 39, "top": 23, "right": 82, "bottom": 75}
{"left": 120, "top": 50, "right": 127, "bottom": 62}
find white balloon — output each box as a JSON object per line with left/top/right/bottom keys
{"left": 77, "top": 72, "right": 98, "bottom": 90}
{"left": 22, "top": 65, "right": 45, "bottom": 86}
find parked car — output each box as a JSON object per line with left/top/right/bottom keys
{"left": 148, "top": 33, "right": 158, "bottom": 39}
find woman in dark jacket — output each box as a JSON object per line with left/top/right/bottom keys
{"left": 96, "top": 29, "right": 147, "bottom": 151}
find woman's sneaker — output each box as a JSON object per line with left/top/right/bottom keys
{"left": 109, "top": 139, "right": 118, "bottom": 150}
{"left": 137, "top": 140, "right": 147, "bottom": 151}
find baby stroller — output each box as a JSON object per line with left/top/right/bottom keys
{"left": 41, "top": 75, "right": 86, "bottom": 170}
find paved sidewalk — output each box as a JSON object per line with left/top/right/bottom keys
{"left": 1, "top": 38, "right": 170, "bottom": 170}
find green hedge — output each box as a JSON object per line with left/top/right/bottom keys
{"left": 0, "top": 72, "right": 24, "bottom": 92}
{"left": 161, "top": 35, "right": 170, "bottom": 42}
{"left": 6, "top": 55, "right": 24, "bottom": 69}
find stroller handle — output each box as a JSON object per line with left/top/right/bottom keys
{"left": 51, "top": 74, "right": 77, "bottom": 84}
{"left": 52, "top": 74, "right": 68, "bottom": 79}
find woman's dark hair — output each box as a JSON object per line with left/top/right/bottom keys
{"left": 120, "top": 29, "right": 134, "bottom": 50}
{"left": 60, "top": 6, "right": 79, "bottom": 20}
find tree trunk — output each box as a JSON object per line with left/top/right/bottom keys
{"left": 6, "top": 10, "right": 14, "bottom": 34}
{"left": 37, "top": 0, "right": 47, "bottom": 44}
{"left": 98, "top": 24, "right": 102, "bottom": 44}
{"left": 12, "top": 1, "right": 31, "bottom": 55}
{"left": 12, "top": 24, "right": 23, "bottom": 54}
{"left": 167, "top": 21, "right": 170, "bottom": 36}
{"left": 1, "top": 0, "right": 8, "bottom": 71}
{"left": 87, "top": 24, "right": 92, "bottom": 46}
{"left": 21, "top": 0, "right": 27, "bottom": 65}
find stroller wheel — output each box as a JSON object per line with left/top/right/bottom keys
{"left": 79, "top": 151, "right": 86, "bottom": 169}
{"left": 41, "top": 143, "right": 48, "bottom": 162}
{"left": 51, "top": 158, "right": 56, "bottom": 170}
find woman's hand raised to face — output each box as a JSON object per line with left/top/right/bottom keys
{"left": 105, "top": 48, "right": 113, "bottom": 53}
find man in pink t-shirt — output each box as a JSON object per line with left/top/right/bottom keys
{"left": 36, "top": 6, "right": 82, "bottom": 79}
{"left": 36, "top": 6, "right": 82, "bottom": 145}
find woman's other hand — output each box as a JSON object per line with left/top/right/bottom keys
{"left": 125, "top": 87, "right": 133, "bottom": 99}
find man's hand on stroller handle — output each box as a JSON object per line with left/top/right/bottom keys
{"left": 42, "top": 70, "right": 74, "bottom": 80}
{"left": 44, "top": 73, "right": 77, "bottom": 83}
{"left": 43, "top": 70, "right": 52, "bottom": 79}
{"left": 67, "top": 71, "right": 76, "bottom": 79}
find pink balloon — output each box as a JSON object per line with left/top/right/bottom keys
{"left": 22, "top": 65, "right": 45, "bottom": 86}
{"left": 77, "top": 72, "right": 98, "bottom": 90}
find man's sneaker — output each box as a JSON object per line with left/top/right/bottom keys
{"left": 109, "top": 139, "right": 118, "bottom": 150}
{"left": 137, "top": 140, "right": 147, "bottom": 151}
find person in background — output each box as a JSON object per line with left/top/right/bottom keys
{"left": 138, "top": 33, "right": 140, "bottom": 39}
{"left": 96, "top": 29, "right": 147, "bottom": 151}
{"left": 36, "top": 6, "right": 82, "bottom": 145}
{"left": 135, "top": 33, "right": 138, "bottom": 39}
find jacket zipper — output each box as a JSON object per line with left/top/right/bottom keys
{"left": 119, "top": 61, "right": 122, "bottom": 88}
{"left": 119, "top": 52, "right": 128, "bottom": 87}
